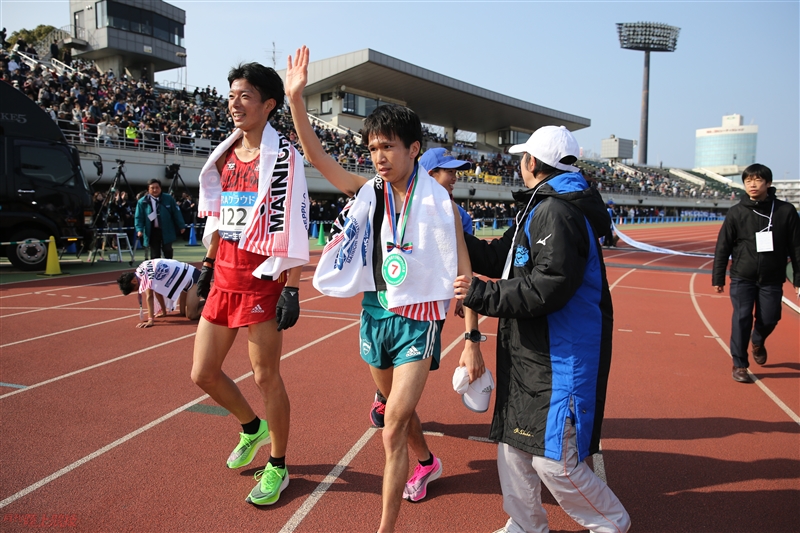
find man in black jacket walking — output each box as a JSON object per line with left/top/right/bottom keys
{"left": 713, "top": 164, "right": 800, "bottom": 383}
{"left": 455, "top": 126, "right": 629, "bottom": 533}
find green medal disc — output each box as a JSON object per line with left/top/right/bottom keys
{"left": 382, "top": 253, "right": 407, "bottom": 286}
{"left": 377, "top": 290, "right": 390, "bottom": 310}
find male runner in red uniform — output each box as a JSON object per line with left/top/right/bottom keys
{"left": 192, "top": 62, "right": 308, "bottom": 506}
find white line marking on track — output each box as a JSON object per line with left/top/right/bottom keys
{"left": 689, "top": 270, "right": 800, "bottom": 426}
{"left": 0, "top": 280, "right": 112, "bottom": 299}
{"left": 468, "top": 436, "right": 495, "bottom": 443}
{"left": 278, "top": 318, "right": 491, "bottom": 531}
{"left": 2, "top": 307, "right": 139, "bottom": 312}
{"left": 600, "top": 265, "right": 640, "bottom": 484}
{"left": 0, "top": 393, "right": 212, "bottom": 510}
{"left": 783, "top": 296, "right": 800, "bottom": 314}
{"left": 675, "top": 333, "right": 690, "bottom": 337}
{"left": 1, "top": 298, "right": 102, "bottom": 318}
{"left": 593, "top": 444, "right": 607, "bottom": 483}
{"left": 0, "top": 333, "right": 196, "bottom": 400}
{"left": 279, "top": 428, "right": 379, "bottom": 533}
{"left": 422, "top": 431, "right": 445, "bottom": 437}
{"left": 0, "top": 322, "right": 360, "bottom": 508}
{"left": 301, "top": 314, "right": 364, "bottom": 322}
{"left": 0, "top": 313, "right": 140, "bottom": 348}
{"left": 645, "top": 331, "right": 661, "bottom": 334}
{"left": 618, "top": 329, "right": 632, "bottom": 332}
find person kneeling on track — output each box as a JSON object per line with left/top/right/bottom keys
{"left": 117, "top": 258, "right": 204, "bottom": 328}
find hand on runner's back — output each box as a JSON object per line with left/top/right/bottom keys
{"left": 197, "top": 266, "right": 213, "bottom": 299}
{"left": 276, "top": 286, "right": 300, "bottom": 331}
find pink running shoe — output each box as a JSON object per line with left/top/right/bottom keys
{"left": 403, "top": 455, "right": 442, "bottom": 502}
{"left": 369, "top": 391, "right": 386, "bottom": 428}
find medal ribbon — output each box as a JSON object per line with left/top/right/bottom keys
{"left": 385, "top": 164, "right": 418, "bottom": 254}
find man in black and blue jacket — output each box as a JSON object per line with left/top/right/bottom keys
{"left": 455, "top": 126, "right": 630, "bottom": 533}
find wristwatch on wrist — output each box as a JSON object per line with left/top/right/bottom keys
{"left": 465, "top": 329, "right": 487, "bottom": 343}
{"left": 202, "top": 256, "right": 215, "bottom": 267}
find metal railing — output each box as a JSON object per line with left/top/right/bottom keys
{"left": 57, "top": 119, "right": 223, "bottom": 157}
{"left": 50, "top": 57, "right": 77, "bottom": 76}
{"left": 308, "top": 113, "right": 362, "bottom": 144}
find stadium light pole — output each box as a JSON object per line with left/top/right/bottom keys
{"left": 616, "top": 22, "right": 680, "bottom": 166}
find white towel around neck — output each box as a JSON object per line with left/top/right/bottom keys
{"left": 313, "top": 170, "right": 457, "bottom": 308}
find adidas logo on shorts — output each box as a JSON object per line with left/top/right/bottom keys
{"left": 404, "top": 346, "right": 421, "bottom": 358}
{"left": 251, "top": 304, "right": 265, "bottom": 314}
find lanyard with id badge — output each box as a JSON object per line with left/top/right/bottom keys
{"left": 754, "top": 200, "right": 774, "bottom": 253}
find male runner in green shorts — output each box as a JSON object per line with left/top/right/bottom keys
{"left": 286, "top": 46, "right": 485, "bottom": 533}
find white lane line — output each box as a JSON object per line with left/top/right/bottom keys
{"left": 783, "top": 296, "right": 800, "bottom": 314}
{"left": 468, "top": 436, "right": 495, "bottom": 444}
{"left": 645, "top": 331, "right": 661, "bottom": 335}
{"left": 2, "top": 307, "right": 138, "bottom": 312}
{"left": 689, "top": 270, "right": 800, "bottom": 426}
{"left": 618, "top": 329, "right": 632, "bottom": 332}
{"left": 0, "top": 313, "right": 139, "bottom": 348}
{"left": 614, "top": 285, "right": 726, "bottom": 298}
{"left": 2, "top": 298, "right": 102, "bottom": 318}
{"left": 0, "top": 322, "right": 360, "bottom": 509}
{"left": 440, "top": 315, "right": 490, "bottom": 362}
{"left": 301, "top": 315, "right": 363, "bottom": 322}
{"left": 0, "top": 333, "right": 196, "bottom": 400}
{"left": 0, "top": 280, "right": 113, "bottom": 298}
{"left": 601, "top": 266, "right": 639, "bottom": 482}
{"left": 422, "top": 431, "right": 445, "bottom": 437}
{"left": 675, "top": 333, "right": 690, "bottom": 337}
{"left": 608, "top": 268, "right": 637, "bottom": 291}
{"left": 0, "top": 394, "right": 212, "bottom": 510}
{"left": 279, "top": 428, "right": 378, "bottom": 533}
{"left": 279, "top": 317, "right": 492, "bottom": 532}
{"left": 593, "top": 444, "right": 607, "bottom": 484}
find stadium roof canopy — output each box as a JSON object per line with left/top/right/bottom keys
{"left": 278, "top": 49, "right": 590, "bottom": 134}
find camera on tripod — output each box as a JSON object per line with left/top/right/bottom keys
{"left": 165, "top": 163, "right": 181, "bottom": 180}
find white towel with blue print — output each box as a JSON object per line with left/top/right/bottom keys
{"left": 313, "top": 172, "right": 457, "bottom": 308}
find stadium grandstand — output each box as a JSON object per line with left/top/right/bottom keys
{"left": 2, "top": 4, "right": 749, "bottom": 228}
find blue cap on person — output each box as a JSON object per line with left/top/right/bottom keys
{"left": 419, "top": 148, "right": 471, "bottom": 172}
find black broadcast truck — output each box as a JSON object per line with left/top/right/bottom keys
{"left": 0, "top": 81, "right": 94, "bottom": 270}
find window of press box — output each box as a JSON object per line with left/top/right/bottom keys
{"left": 96, "top": 0, "right": 184, "bottom": 46}
{"left": 321, "top": 93, "right": 333, "bottom": 115}
{"left": 342, "top": 93, "right": 379, "bottom": 117}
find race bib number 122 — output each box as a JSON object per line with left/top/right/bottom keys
{"left": 219, "top": 191, "right": 257, "bottom": 240}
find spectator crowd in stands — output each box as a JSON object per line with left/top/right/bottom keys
{"left": 2, "top": 36, "right": 731, "bottom": 203}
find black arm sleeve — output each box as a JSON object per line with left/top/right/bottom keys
{"left": 464, "top": 200, "right": 589, "bottom": 319}
{"left": 712, "top": 215, "right": 735, "bottom": 287}
{"left": 464, "top": 227, "right": 515, "bottom": 279}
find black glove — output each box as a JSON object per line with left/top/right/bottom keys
{"left": 196, "top": 265, "right": 213, "bottom": 299}
{"left": 276, "top": 286, "right": 300, "bottom": 331}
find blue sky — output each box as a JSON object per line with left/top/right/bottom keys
{"left": 2, "top": 0, "right": 798, "bottom": 180}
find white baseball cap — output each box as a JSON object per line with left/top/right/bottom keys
{"left": 452, "top": 367, "right": 495, "bottom": 413}
{"left": 508, "top": 125, "right": 580, "bottom": 172}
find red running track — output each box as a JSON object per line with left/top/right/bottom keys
{"left": 1, "top": 222, "right": 797, "bottom": 532}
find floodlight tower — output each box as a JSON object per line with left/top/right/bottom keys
{"left": 616, "top": 22, "right": 680, "bottom": 166}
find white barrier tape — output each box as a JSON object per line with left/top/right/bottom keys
{"left": 612, "top": 222, "right": 714, "bottom": 258}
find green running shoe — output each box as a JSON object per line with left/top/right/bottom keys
{"left": 246, "top": 463, "right": 289, "bottom": 506}
{"left": 226, "top": 419, "right": 270, "bottom": 469}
